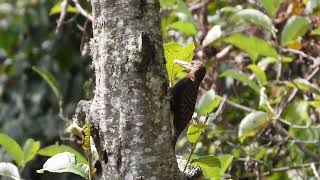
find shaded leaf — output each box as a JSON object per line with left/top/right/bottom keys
{"left": 220, "top": 69, "right": 260, "bottom": 93}
{"left": 231, "top": 9, "right": 275, "bottom": 32}
{"left": 38, "top": 145, "right": 87, "bottom": 164}
{"left": 37, "top": 152, "right": 89, "bottom": 178}
{"left": 23, "top": 139, "right": 40, "bottom": 165}
{"left": 224, "top": 33, "right": 278, "bottom": 62}
{"left": 238, "top": 111, "right": 271, "bottom": 143}
{"left": 0, "top": 134, "right": 24, "bottom": 166}
{"left": 187, "top": 125, "right": 206, "bottom": 143}
{"left": 169, "top": 21, "right": 196, "bottom": 36}
{"left": 195, "top": 90, "right": 221, "bottom": 115}
{"left": 32, "top": 66, "right": 62, "bottom": 101}
{"left": 0, "top": 162, "right": 20, "bottom": 180}
{"left": 281, "top": 16, "right": 310, "bottom": 46}
{"left": 202, "top": 25, "right": 222, "bottom": 47}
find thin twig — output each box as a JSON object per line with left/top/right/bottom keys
{"left": 189, "top": 0, "right": 213, "bottom": 12}
{"left": 311, "top": 163, "right": 320, "bottom": 179}
{"left": 72, "top": 0, "right": 93, "bottom": 21}
{"left": 56, "top": 0, "right": 68, "bottom": 33}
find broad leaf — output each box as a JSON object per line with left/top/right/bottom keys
{"left": 218, "top": 155, "right": 234, "bottom": 174}
{"left": 160, "top": 0, "right": 176, "bottom": 7}
{"left": 164, "top": 42, "right": 194, "bottom": 85}
{"left": 169, "top": 21, "right": 196, "bottom": 36}
{"left": 0, "top": 134, "right": 24, "bottom": 166}
{"left": 202, "top": 25, "right": 222, "bottom": 47}
{"left": 37, "top": 152, "right": 89, "bottom": 178}
{"left": 38, "top": 145, "right": 87, "bottom": 164}
{"left": 248, "top": 64, "right": 267, "bottom": 86}
{"left": 23, "top": 139, "right": 40, "bottom": 164}
{"left": 281, "top": 16, "right": 310, "bottom": 46}
{"left": 32, "top": 66, "right": 62, "bottom": 101}
{"left": 0, "top": 162, "right": 20, "bottom": 180}
{"left": 224, "top": 33, "right": 277, "bottom": 62}
{"left": 238, "top": 111, "right": 271, "bottom": 143}
{"left": 49, "top": 2, "right": 78, "bottom": 15}
{"left": 196, "top": 90, "right": 221, "bottom": 115}
{"left": 231, "top": 9, "right": 275, "bottom": 32}
{"left": 191, "top": 156, "right": 221, "bottom": 178}
{"left": 309, "top": 101, "right": 320, "bottom": 109}
{"left": 220, "top": 69, "right": 260, "bottom": 93}
{"left": 187, "top": 125, "right": 206, "bottom": 143}
{"left": 258, "top": 0, "right": 282, "bottom": 17}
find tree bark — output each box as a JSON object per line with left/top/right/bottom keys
{"left": 83, "top": 0, "right": 180, "bottom": 179}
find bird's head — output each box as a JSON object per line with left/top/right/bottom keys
{"left": 174, "top": 59, "right": 206, "bottom": 82}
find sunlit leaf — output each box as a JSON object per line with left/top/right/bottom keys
{"left": 238, "top": 111, "right": 271, "bottom": 143}
{"left": 38, "top": 145, "right": 87, "bottom": 164}
{"left": 218, "top": 155, "right": 233, "bottom": 174}
{"left": 196, "top": 90, "right": 221, "bottom": 115}
{"left": 309, "top": 101, "right": 320, "bottom": 108}
{"left": 164, "top": 42, "right": 194, "bottom": 85}
{"left": 49, "top": 2, "right": 78, "bottom": 16}
{"left": 224, "top": 33, "right": 278, "bottom": 62}
{"left": 82, "top": 123, "right": 91, "bottom": 151}
{"left": 281, "top": 16, "right": 310, "bottom": 46}
{"left": 37, "top": 152, "right": 89, "bottom": 178}
{"left": 160, "top": 0, "right": 176, "bottom": 7}
{"left": 248, "top": 64, "right": 267, "bottom": 86}
{"left": 0, "top": 162, "right": 20, "bottom": 180}
{"left": 0, "top": 134, "right": 24, "bottom": 166}
{"left": 258, "top": 0, "right": 282, "bottom": 17}
{"left": 220, "top": 69, "right": 260, "bottom": 93}
{"left": 231, "top": 9, "right": 275, "bottom": 32}
{"left": 23, "top": 139, "right": 40, "bottom": 164}
{"left": 32, "top": 66, "right": 62, "bottom": 101}
{"left": 191, "top": 156, "right": 221, "bottom": 178}
{"left": 169, "top": 21, "right": 196, "bottom": 36}
{"left": 187, "top": 124, "right": 206, "bottom": 143}
{"left": 288, "top": 78, "right": 320, "bottom": 95}
{"left": 202, "top": 25, "right": 222, "bottom": 47}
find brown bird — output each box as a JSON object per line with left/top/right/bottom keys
{"left": 171, "top": 60, "right": 206, "bottom": 145}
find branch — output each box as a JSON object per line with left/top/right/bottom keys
{"left": 56, "top": 0, "right": 68, "bottom": 33}
{"left": 72, "top": 0, "right": 93, "bottom": 21}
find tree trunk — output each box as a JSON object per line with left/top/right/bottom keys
{"left": 85, "top": 0, "right": 180, "bottom": 179}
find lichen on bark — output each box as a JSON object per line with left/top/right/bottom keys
{"left": 80, "top": 0, "right": 181, "bottom": 179}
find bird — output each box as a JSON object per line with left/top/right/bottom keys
{"left": 170, "top": 59, "right": 206, "bottom": 146}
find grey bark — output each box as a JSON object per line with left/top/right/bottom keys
{"left": 79, "top": 0, "right": 181, "bottom": 179}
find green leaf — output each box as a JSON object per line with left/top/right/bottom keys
{"left": 258, "top": 0, "right": 282, "bottom": 17}
{"left": 169, "top": 21, "right": 196, "bottom": 36}
{"left": 32, "top": 66, "right": 62, "bottom": 101}
{"left": 309, "top": 101, "right": 320, "bottom": 109}
{"left": 231, "top": 9, "right": 275, "bottom": 32}
{"left": 248, "top": 64, "right": 267, "bottom": 86}
{"left": 49, "top": 2, "right": 78, "bottom": 15}
{"left": 176, "top": 0, "right": 192, "bottom": 21}
{"left": 310, "top": 27, "right": 320, "bottom": 36}
{"left": 195, "top": 90, "right": 221, "bottom": 115}
{"left": 38, "top": 145, "right": 87, "bottom": 164}
{"left": 202, "top": 25, "right": 222, "bottom": 47}
{"left": 0, "top": 134, "right": 24, "bottom": 166}
{"left": 164, "top": 42, "right": 194, "bottom": 85}
{"left": 288, "top": 78, "right": 320, "bottom": 95}
{"left": 238, "top": 111, "right": 272, "bottom": 143}
{"left": 191, "top": 156, "right": 221, "bottom": 178}
{"left": 224, "top": 33, "right": 278, "bottom": 62}
{"left": 37, "top": 152, "right": 89, "bottom": 178}
{"left": 160, "top": 0, "right": 176, "bottom": 7}
{"left": 187, "top": 124, "right": 206, "bottom": 143}
{"left": 220, "top": 69, "right": 260, "bottom": 93}
{"left": 218, "top": 155, "right": 233, "bottom": 174}
{"left": 281, "top": 16, "right": 310, "bottom": 46}
{"left": 0, "top": 162, "right": 21, "bottom": 180}
{"left": 23, "top": 139, "right": 40, "bottom": 165}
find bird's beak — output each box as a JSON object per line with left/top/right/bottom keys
{"left": 174, "top": 59, "right": 191, "bottom": 70}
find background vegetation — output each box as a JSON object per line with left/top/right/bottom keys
{"left": 0, "top": 0, "right": 320, "bottom": 179}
